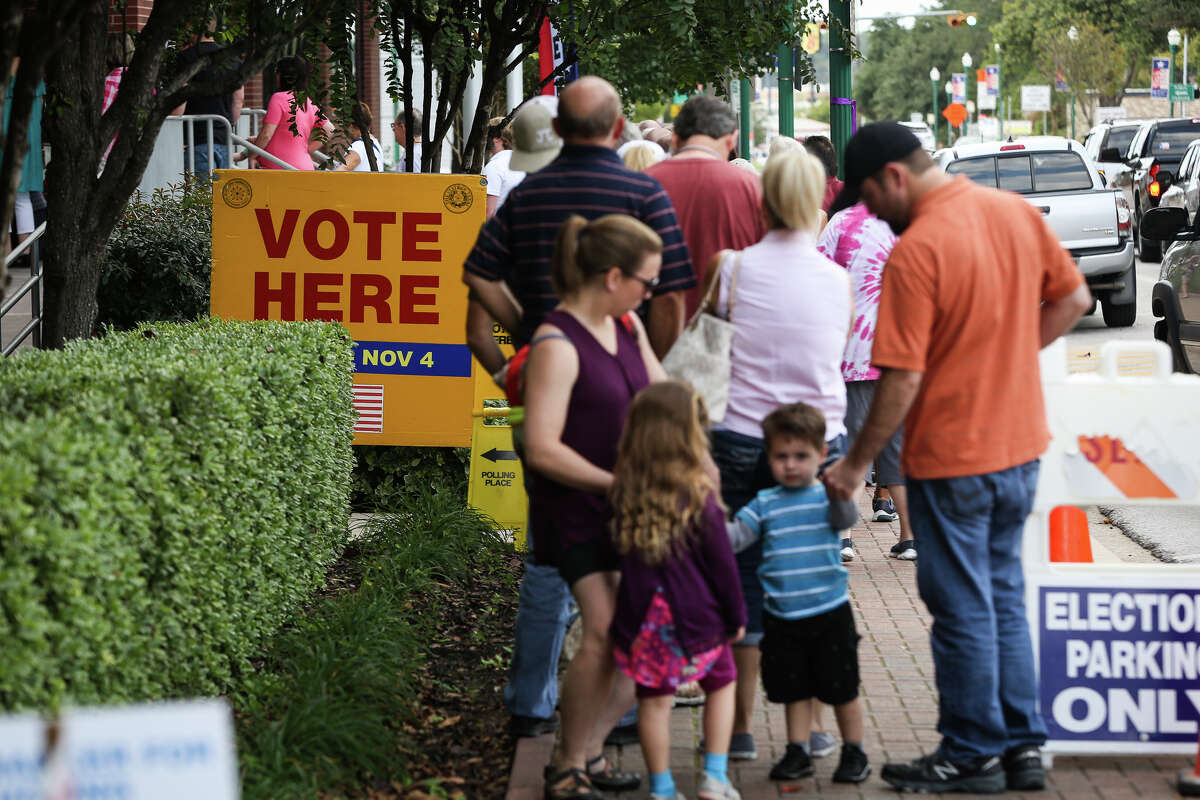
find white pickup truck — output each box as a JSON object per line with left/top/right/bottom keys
{"left": 935, "top": 137, "right": 1136, "bottom": 327}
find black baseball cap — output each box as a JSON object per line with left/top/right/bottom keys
{"left": 830, "top": 121, "right": 924, "bottom": 216}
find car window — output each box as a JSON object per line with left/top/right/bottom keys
{"left": 1084, "top": 132, "right": 1097, "bottom": 159}
{"left": 1179, "top": 147, "right": 1197, "bottom": 180}
{"left": 1031, "top": 152, "right": 1093, "bottom": 191}
{"left": 997, "top": 155, "right": 1033, "bottom": 192}
{"left": 946, "top": 157, "right": 997, "bottom": 188}
{"left": 1128, "top": 126, "right": 1150, "bottom": 158}
{"left": 1148, "top": 126, "right": 1200, "bottom": 155}
{"left": 1105, "top": 127, "right": 1137, "bottom": 158}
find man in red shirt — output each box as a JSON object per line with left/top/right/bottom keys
{"left": 823, "top": 122, "right": 1091, "bottom": 794}
{"left": 646, "top": 96, "right": 765, "bottom": 318}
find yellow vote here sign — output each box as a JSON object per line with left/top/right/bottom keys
{"left": 467, "top": 324, "right": 529, "bottom": 548}
{"left": 210, "top": 170, "right": 485, "bottom": 446}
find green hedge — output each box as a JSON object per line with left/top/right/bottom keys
{"left": 96, "top": 181, "right": 213, "bottom": 332}
{"left": 351, "top": 446, "right": 470, "bottom": 510}
{"left": 0, "top": 319, "right": 356, "bottom": 710}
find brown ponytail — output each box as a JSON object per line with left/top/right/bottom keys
{"left": 551, "top": 214, "right": 664, "bottom": 297}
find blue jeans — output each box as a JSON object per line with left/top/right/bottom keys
{"left": 503, "top": 528, "right": 573, "bottom": 720}
{"left": 187, "top": 143, "right": 229, "bottom": 180}
{"left": 908, "top": 460, "right": 1048, "bottom": 760}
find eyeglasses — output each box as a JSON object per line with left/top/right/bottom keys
{"left": 629, "top": 273, "right": 661, "bottom": 290}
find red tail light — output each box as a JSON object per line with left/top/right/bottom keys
{"left": 1150, "top": 164, "right": 1160, "bottom": 180}
{"left": 1000, "top": 144, "right": 1025, "bottom": 151}
{"left": 1149, "top": 181, "right": 1162, "bottom": 198}
{"left": 1115, "top": 195, "right": 1131, "bottom": 234}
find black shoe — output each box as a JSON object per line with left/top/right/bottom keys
{"left": 880, "top": 752, "right": 1005, "bottom": 793}
{"left": 585, "top": 755, "right": 641, "bottom": 792}
{"left": 1004, "top": 744, "right": 1045, "bottom": 790}
{"left": 603, "top": 722, "right": 640, "bottom": 747}
{"left": 770, "top": 743, "right": 814, "bottom": 780}
{"left": 831, "top": 743, "right": 871, "bottom": 783}
{"left": 509, "top": 714, "right": 558, "bottom": 738}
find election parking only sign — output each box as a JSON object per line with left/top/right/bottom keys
{"left": 1040, "top": 586, "right": 1200, "bottom": 745}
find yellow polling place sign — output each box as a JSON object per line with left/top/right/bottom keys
{"left": 467, "top": 324, "right": 529, "bottom": 548}
{"left": 209, "top": 170, "right": 484, "bottom": 446}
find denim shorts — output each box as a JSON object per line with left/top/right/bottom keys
{"left": 710, "top": 429, "right": 846, "bottom": 646}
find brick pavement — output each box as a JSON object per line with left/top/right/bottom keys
{"left": 507, "top": 498, "right": 1192, "bottom": 800}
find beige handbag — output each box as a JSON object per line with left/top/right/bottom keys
{"left": 661, "top": 250, "right": 742, "bottom": 423}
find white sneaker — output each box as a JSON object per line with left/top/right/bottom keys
{"left": 697, "top": 774, "right": 741, "bottom": 800}
{"left": 840, "top": 537, "right": 855, "bottom": 562}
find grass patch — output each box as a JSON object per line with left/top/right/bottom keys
{"left": 236, "top": 490, "right": 519, "bottom": 799}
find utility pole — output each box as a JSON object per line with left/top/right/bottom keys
{"left": 778, "top": 4, "right": 795, "bottom": 139}
{"left": 740, "top": 77, "right": 752, "bottom": 158}
{"left": 830, "top": 0, "right": 852, "bottom": 177}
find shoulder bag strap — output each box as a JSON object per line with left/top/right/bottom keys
{"left": 725, "top": 251, "right": 743, "bottom": 322}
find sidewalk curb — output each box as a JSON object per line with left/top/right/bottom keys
{"left": 506, "top": 733, "right": 554, "bottom": 800}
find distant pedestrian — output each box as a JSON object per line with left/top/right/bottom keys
{"left": 727, "top": 402, "right": 869, "bottom": 785}
{"left": 99, "top": 32, "right": 133, "bottom": 173}
{"left": 618, "top": 140, "right": 666, "bottom": 171}
{"left": 804, "top": 135, "right": 843, "bottom": 214}
{"left": 3, "top": 59, "right": 44, "bottom": 253}
{"left": 646, "top": 95, "right": 765, "bottom": 318}
{"left": 393, "top": 109, "right": 426, "bottom": 172}
{"left": 817, "top": 201, "right": 914, "bottom": 560}
{"left": 822, "top": 121, "right": 1091, "bottom": 793}
{"left": 171, "top": 24, "right": 244, "bottom": 178}
{"left": 525, "top": 213, "right": 668, "bottom": 800}
{"left": 333, "top": 103, "right": 382, "bottom": 172}
{"left": 244, "top": 57, "right": 332, "bottom": 170}
{"left": 706, "top": 148, "right": 852, "bottom": 762}
{"left": 609, "top": 381, "right": 747, "bottom": 800}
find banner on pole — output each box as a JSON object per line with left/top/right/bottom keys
{"left": 986, "top": 65, "right": 999, "bottom": 96}
{"left": 952, "top": 73, "right": 967, "bottom": 105}
{"left": 1152, "top": 58, "right": 1170, "bottom": 99}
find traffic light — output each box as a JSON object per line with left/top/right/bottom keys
{"left": 948, "top": 12, "right": 978, "bottom": 26}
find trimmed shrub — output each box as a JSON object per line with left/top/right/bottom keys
{"left": 96, "top": 181, "right": 213, "bottom": 332}
{"left": 0, "top": 318, "right": 355, "bottom": 710}
{"left": 351, "top": 446, "right": 470, "bottom": 511}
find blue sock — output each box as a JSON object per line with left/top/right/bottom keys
{"left": 649, "top": 770, "right": 676, "bottom": 797}
{"left": 704, "top": 752, "right": 729, "bottom": 783}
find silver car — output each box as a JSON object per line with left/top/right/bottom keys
{"left": 936, "top": 136, "right": 1136, "bottom": 326}
{"left": 1160, "top": 138, "right": 1200, "bottom": 223}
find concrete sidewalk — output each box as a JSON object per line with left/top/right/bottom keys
{"left": 507, "top": 501, "right": 1193, "bottom": 800}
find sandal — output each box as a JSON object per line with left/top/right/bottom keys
{"left": 586, "top": 754, "right": 642, "bottom": 791}
{"left": 543, "top": 766, "right": 601, "bottom": 800}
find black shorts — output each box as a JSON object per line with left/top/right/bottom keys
{"left": 761, "top": 602, "right": 861, "bottom": 706}
{"left": 557, "top": 539, "right": 620, "bottom": 587}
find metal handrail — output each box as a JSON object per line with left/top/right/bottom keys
{"left": 1, "top": 220, "right": 46, "bottom": 355}
{"left": 173, "top": 114, "right": 325, "bottom": 171}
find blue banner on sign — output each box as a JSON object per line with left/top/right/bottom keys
{"left": 1039, "top": 586, "right": 1200, "bottom": 743}
{"left": 353, "top": 341, "right": 472, "bottom": 377}
{"left": 1152, "top": 58, "right": 1170, "bottom": 99}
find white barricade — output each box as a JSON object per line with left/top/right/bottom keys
{"left": 1030, "top": 339, "right": 1200, "bottom": 755}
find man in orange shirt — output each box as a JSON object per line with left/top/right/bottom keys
{"left": 823, "top": 122, "right": 1091, "bottom": 794}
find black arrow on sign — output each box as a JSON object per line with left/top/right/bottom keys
{"left": 482, "top": 448, "right": 519, "bottom": 463}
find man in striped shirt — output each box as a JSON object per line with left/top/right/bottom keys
{"left": 729, "top": 403, "right": 870, "bottom": 786}
{"left": 462, "top": 75, "right": 695, "bottom": 358}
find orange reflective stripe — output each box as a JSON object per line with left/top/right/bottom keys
{"left": 1076, "top": 435, "right": 1176, "bottom": 498}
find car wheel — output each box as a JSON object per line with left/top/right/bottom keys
{"left": 1101, "top": 269, "right": 1136, "bottom": 327}
{"left": 1140, "top": 229, "right": 1162, "bottom": 262}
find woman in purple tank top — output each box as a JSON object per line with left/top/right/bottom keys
{"left": 525, "top": 214, "right": 668, "bottom": 799}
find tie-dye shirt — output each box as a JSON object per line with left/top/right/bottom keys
{"left": 817, "top": 203, "right": 898, "bottom": 382}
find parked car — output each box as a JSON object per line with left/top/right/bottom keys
{"left": 900, "top": 121, "right": 936, "bottom": 152}
{"left": 1118, "top": 117, "right": 1200, "bottom": 261}
{"left": 1142, "top": 206, "right": 1200, "bottom": 372}
{"left": 936, "top": 136, "right": 1136, "bottom": 326}
{"left": 1159, "top": 138, "right": 1200, "bottom": 224}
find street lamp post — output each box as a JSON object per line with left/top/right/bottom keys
{"left": 962, "top": 52, "right": 973, "bottom": 138}
{"left": 995, "top": 42, "right": 1003, "bottom": 140}
{"left": 1170, "top": 28, "right": 1182, "bottom": 117}
{"left": 1068, "top": 26, "right": 1078, "bottom": 140}
{"left": 931, "top": 67, "right": 941, "bottom": 148}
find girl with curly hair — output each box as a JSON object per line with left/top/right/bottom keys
{"left": 609, "top": 381, "right": 748, "bottom": 800}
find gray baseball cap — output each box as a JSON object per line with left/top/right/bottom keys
{"left": 510, "top": 96, "right": 563, "bottom": 173}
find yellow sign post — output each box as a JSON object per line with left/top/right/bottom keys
{"left": 210, "top": 170, "right": 484, "bottom": 446}
{"left": 466, "top": 324, "right": 529, "bottom": 548}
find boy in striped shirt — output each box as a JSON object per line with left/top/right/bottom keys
{"left": 728, "top": 402, "right": 870, "bottom": 784}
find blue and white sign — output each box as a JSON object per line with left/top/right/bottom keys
{"left": 1039, "top": 586, "right": 1200, "bottom": 744}
{"left": 1152, "top": 58, "right": 1170, "bottom": 99}
{"left": 0, "top": 699, "right": 238, "bottom": 799}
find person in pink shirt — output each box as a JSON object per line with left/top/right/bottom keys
{"left": 246, "top": 56, "right": 332, "bottom": 170}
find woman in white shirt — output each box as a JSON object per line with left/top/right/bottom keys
{"left": 334, "top": 103, "right": 383, "bottom": 172}
{"left": 706, "top": 148, "right": 853, "bottom": 761}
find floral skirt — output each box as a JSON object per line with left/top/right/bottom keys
{"left": 613, "top": 590, "right": 724, "bottom": 691}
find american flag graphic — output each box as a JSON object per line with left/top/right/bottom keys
{"left": 352, "top": 385, "right": 384, "bottom": 434}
